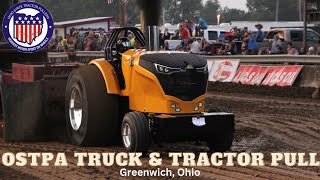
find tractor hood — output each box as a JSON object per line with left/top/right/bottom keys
{"left": 138, "top": 52, "right": 208, "bottom": 101}
{"left": 139, "top": 52, "right": 207, "bottom": 69}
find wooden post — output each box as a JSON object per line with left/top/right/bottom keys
{"left": 119, "top": 0, "right": 125, "bottom": 27}
{"left": 140, "top": 10, "right": 145, "bottom": 33}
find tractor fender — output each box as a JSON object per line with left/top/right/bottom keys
{"left": 89, "top": 59, "right": 121, "bottom": 95}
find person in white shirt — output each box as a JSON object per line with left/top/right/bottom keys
{"left": 307, "top": 47, "right": 315, "bottom": 55}
{"left": 190, "top": 38, "right": 201, "bottom": 54}
{"left": 271, "top": 34, "right": 282, "bottom": 54}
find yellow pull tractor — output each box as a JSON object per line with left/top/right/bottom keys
{"left": 1, "top": 27, "right": 234, "bottom": 152}
{"left": 65, "top": 27, "right": 234, "bottom": 152}
{"left": 1, "top": 0, "right": 233, "bottom": 152}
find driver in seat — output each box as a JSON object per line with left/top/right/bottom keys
{"left": 115, "top": 37, "right": 132, "bottom": 90}
{"left": 117, "top": 37, "right": 132, "bottom": 55}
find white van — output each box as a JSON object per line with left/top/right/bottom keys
{"left": 165, "top": 28, "right": 229, "bottom": 50}
{"left": 203, "top": 29, "right": 228, "bottom": 43}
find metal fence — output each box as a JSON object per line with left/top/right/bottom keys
{"left": 48, "top": 52, "right": 320, "bottom": 65}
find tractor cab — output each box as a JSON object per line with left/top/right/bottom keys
{"left": 104, "top": 27, "right": 146, "bottom": 89}
{"left": 105, "top": 27, "right": 145, "bottom": 63}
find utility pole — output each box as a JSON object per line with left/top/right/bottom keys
{"left": 303, "top": 0, "right": 307, "bottom": 49}
{"left": 299, "top": 0, "right": 302, "bottom": 21}
{"left": 162, "top": 7, "right": 165, "bottom": 25}
{"left": 276, "top": 0, "right": 279, "bottom": 21}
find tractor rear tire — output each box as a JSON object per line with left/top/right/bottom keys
{"left": 65, "top": 65, "right": 119, "bottom": 146}
{"left": 206, "top": 106, "right": 233, "bottom": 152}
{"left": 121, "top": 111, "right": 150, "bottom": 153}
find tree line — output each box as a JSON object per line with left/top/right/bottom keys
{"left": 37, "top": 0, "right": 302, "bottom": 24}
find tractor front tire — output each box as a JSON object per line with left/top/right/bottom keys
{"left": 65, "top": 65, "right": 119, "bottom": 146}
{"left": 121, "top": 111, "right": 150, "bottom": 153}
{"left": 206, "top": 107, "right": 234, "bottom": 152}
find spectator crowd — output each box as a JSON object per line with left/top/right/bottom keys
{"left": 48, "top": 28, "right": 108, "bottom": 53}
{"left": 49, "top": 16, "right": 320, "bottom": 56}
{"left": 160, "top": 21, "right": 320, "bottom": 56}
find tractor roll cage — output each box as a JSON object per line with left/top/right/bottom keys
{"left": 104, "top": 27, "right": 146, "bottom": 65}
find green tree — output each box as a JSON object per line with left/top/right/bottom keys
{"left": 163, "top": 0, "right": 203, "bottom": 24}
{"left": 37, "top": 0, "right": 140, "bottom": 24}
{"left": 220, "top": 8, "right": 249, "bottom": 23}
{"left": 246, "top": 0, "right": 301, "bottom": 21}
{"left": 200, "top": 0, "right": 220, "bottom": 25}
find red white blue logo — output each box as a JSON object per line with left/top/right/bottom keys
{"left": 2, "top": 1, "right": 54, "bottom": 53}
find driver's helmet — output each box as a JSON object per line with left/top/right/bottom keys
{"left": 117, "top": 37, "right": 131, "bottom": 53}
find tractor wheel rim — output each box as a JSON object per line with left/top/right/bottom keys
{"left": 69, "top": 87, "right": 83, "bottom": 131}
{"left": 122, "top": 123, "right": 131, "bottom": 148}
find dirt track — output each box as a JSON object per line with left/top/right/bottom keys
{"left": 0, "top": 90, "right": 320, "bottom": 179}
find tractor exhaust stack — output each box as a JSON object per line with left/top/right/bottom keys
{"left": 136, "top": 0, "right": 162, "bottom": 51}
{"left": 145, "top": 26, "right": 160, "bottom": 51}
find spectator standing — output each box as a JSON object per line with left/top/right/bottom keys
{"left": 67, "top": 37, "right": 76, "bottom": 61}
{"left": 181, "top": 23, "right": 190, "bottom": 49}
{"left": 194, "top": 15, "right": 207, "bottom": 37}
{"left": 82, "top": 32, "right": 89, "bottom": 51}
{"left": 94, "top": 34, "right": 101, "bottom": 51}
{"left": 241, "top": 33, "right": 249, "bottom": 55}
{"left": 61, "top": 36, "right": 68, "bottom": 52}
{"left": 247, "top": 34, "right": 259, "bottom": 55}
{"left": 243, "top": 27, "right": 249, "bottom": 34}
{"left": 271, "top": 34, "right": 282, "bottom": 54}
{"left": 159, "top": 30, "right": 164, "bottom": 49}
{"left": 164, "top": 41, "right": 170, "bottom": 50}
{"left": 185, "top": 19, "right": 195, "bottom": 37}
{"left": 189, "top": 19, "right": 196, "bottom": 37}
{"left": 101, "top": 33, "right": 108, "bottom": 49}
{"left": 227, "top": 36, "right": 237, "bottom": 55}
{"left": 307, "top": 47, "right": 315, "bottom": 55}
{"left": 255, "top": 24, "right": 264, "bottom": 42}
{"left": 317, "top": 47, "right": 320, "bottom": 55}
{"left": 163, "top": 28, "right": 171, "bottom": 40}
{"left": 177, "top": 19, "right": 184, "bottom": 28}
{"left": 128, "top": 34, "right": 136, "bottom": 48}
{"left": 171, "top": 30, "right": 180, "bottom": 40}
{"left": 76, "top": 32, "right": 84, "bottom": 51}
{"left": 85, "top": 31, "right": 94, "bottom": 51}
{"left": 287, "top": 42, "right": 298, "bottom": 55}
{"left": 299, "top": 47, "right": 306, "bottom": 55}
{"left": 231, "top": 26, "right": 241, "bottom": 40}
{"left": 56, "top": 36, "right": 64, "bottom": 52}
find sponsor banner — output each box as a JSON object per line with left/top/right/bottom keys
{"left": 209, "top": 60, "right": 240, "bottom": 82}
{"left": 232, "top": 65, "right": 270, "bottom": 85}
{"left": 207, "top": 61, "right": 214, "bottom": 73}
{"left": 261, "top": 66, "right": 303, "bottom": 86}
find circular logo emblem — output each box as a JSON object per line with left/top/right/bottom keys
{"left": 213, "top": 61, "right": 233, "bottom": 81}
{"left": 2, "top": 1, "right": 54, "bottom": 53}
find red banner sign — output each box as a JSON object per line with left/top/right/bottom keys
{"left": 261, "top": 66, "right": 303, "bottom": 86}
{"left": 232, "top": 65, "right": 269, "bottom": 85}
{"left": 232, "top": 65, "right": 303, "bottom": 86}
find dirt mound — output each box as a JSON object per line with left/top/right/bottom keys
{"left": 208, "top": 82, "right": 317, "bottom": 99}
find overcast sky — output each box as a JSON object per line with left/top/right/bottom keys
{"left": 205, "top": 0, "right": 248, "bottom": 11}
{"left": 220, "top": 0, "right": 247, "bottom": 10}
